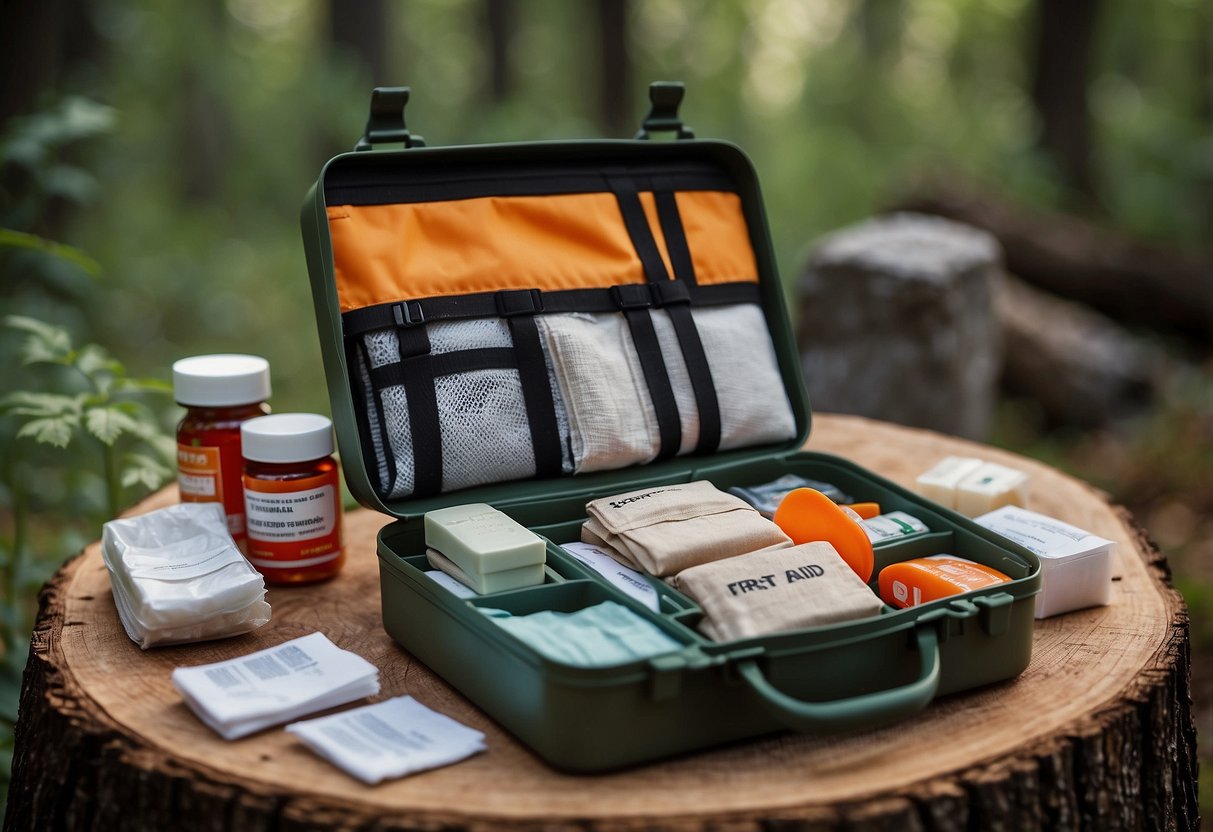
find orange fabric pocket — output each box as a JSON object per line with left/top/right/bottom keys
{"left": 328, "top": 190, "right": 758, "bottom": 312}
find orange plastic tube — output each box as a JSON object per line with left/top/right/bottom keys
{"left": 848, "top": 502, "right": 881, "bottom": 520}
{"left": 772, "top": 488, "right": 874, "bottom": 582}
{"left": 878, "top": 556, "right": 1011, "bottom": 609}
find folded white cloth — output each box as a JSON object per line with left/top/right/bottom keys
{"left": 691, "top": 304, "right": 797, "bottom": 451}
{"left": 101, "top": 502, "right": 269, "bottom": 649}
{"left": 583, "top": 480, "right": 791, "bottom": 577}
{"left": 538, "top": 311, "right": 660, "bottom": 472}
{"left": 670, "top": 541, "right": 885, "bottom": 641}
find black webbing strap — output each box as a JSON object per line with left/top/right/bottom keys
{"left": 393, "top": 323, "right": 442, "bottom": 497}
{"left": 609, "top": 182, "right": 682, "bottom": 461}
{"left": 340, "top": 282, "right": 761, "bottom": 339}
{"left": 368, "top": 347, "right": 517, "bottom": 388}
{"left": 505, "top": 312, "right": 564, "bottom": 479}
{"left": 623, "top": 307, "right": 682, "bottom": 461}
{"left": 652, "top": 184, "right": 721, "bottom": 454}
{"left": 653, "top": 187, "right": 698, "bottom": 285}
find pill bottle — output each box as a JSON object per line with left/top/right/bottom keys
{"left": 241, "top": 413, "right": 344, "bottom": 585}
{"left": 174, "top": 355, "right": 271, "bottom": 551}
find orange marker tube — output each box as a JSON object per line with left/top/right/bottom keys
{"left": 773, "top": 488, "right": 874, "bottom": 582}
{"left": 847, "top": 502, "right": 881, "bottom": 520}
{"left": 878, "top": 555, "right": 1011, "bottom": 609}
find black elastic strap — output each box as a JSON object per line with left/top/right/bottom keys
{"left": 654, "top": 188, "right": 698, "bottom": 285}
{"left": 652, "top": 186, "right": 721, "bottom": 453}
{"left": 394, "top": 324, "right": 443, "bottom": 497}
{"left": 368, "top": 347, "right": 517, "bottom": 388}
{"left": 340, "top": 282, "right": 762, "bottom": 339}
{"left": 609, "top": 181, "right": 684, "bottom": 459}
{"left": 611, "top": 184, "right": 671, "bottom": 284}
{"left": 665, "top": 303, "right": 720, "bottom": 454}
{"left": 506, "top": 315, "right": 564, "bottom": 479}
{"left": 622, "top": 308, "right": 681, "bottom": 462}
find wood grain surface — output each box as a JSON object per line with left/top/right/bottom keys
{"left": 5, "top": 414, "right": 1197, "bottom": 830}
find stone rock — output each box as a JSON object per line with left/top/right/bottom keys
{"left": 796, "top": 213, "right": 1002, "bottom": 439}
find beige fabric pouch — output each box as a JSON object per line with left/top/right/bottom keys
{"left": 582, "top": 480, "right": 790, "bottom": 577}
{"left": 670, "top": 541, "right": 885, "bottom": 641}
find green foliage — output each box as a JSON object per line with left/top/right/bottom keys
{"left": 0, "top": 95, "right": 174, "bottom": 817}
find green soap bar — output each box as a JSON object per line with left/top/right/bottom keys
{"left": 424, "top": 504, "right": 546, "bottom": 575}
{"left": 426, "top": 548, "right": 546, "bottom": 595}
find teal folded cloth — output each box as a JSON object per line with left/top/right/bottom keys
{"left": 479, "top": 600, "right": 682, "bottom": 667}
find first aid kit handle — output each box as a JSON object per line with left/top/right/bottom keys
{"left": 736, "top": 624, "right": 940, "bottom": 732}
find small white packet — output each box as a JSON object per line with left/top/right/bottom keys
{"left": 101, "top": 503, "right": 270, "bottom": 648}
{"left": 975, "top": 505, "right": 1114, "bottom": 618}
{"left": 559, "top": 542, "right": 661, "bottom": 612}
{"left": 423, "top": 570, "right": 477, "bottom": 599}
{"left": 287, "top": 695, "right": 486, "bottom": 784}
{"left": 172, "top": 632, "right": 380, "bottom": 740}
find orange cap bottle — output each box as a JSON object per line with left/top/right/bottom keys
{"left": 878, "top": 555, "right": 1010, "bottom": 609}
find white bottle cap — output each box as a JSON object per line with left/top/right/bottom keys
{"left": 173, "top": 355, "right": 271, "bottom": 407}
{"left": 241, "top": 413, "right": 334, "bottom": 463}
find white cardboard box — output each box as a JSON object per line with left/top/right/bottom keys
{"left": 975, "top": 505, "right": 1114, "bottom": 619}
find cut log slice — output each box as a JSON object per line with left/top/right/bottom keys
{"left": 5, "top": 415, "right": 1197, "bottom": 831}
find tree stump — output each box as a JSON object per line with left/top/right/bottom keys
{"left": 4, "top": 415, "right": 1197, "bottom": 831}
{"left": 797, "top": 214, "right": 1003, "bottom": 440}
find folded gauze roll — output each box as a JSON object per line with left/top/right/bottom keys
{"left": 538, "top": 312, "right": 660, "bottom": 473}
{"left": 582, "top": 480, "right": 790, "bottom": 577}
{"left": 540, "top": 304, "right": 798, "bottom": 475}
{"left": 687, "top": 304, "right": 797, "bottom": 450}
{"left": 670, "top": 540, "right": 885, "bottom": 641}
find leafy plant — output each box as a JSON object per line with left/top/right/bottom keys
{"left": 0, "top": 313, "right": 175, "bottom": 814}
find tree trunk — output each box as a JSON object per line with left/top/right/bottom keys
{"left": 328, "top": 0, "right": 388, "bottom": 85}
{"left": 894, "top": 181, "right": 1213, "bottom": 345}
{"left": 1029, "top": 0, "right": 1101, "bottom": 203}
{"left": 5, "top": 418, "right": 1198, "bottom": 830}
{"left": 482, "top": 0, "right": 516, "bottom": 104}
{"left": 596, "top": 0, "right": 631, "bottom": 137}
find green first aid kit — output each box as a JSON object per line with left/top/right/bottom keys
{"left": 300, "top": 83, "right": 1041, "bottom": 772}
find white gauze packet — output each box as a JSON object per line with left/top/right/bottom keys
{"left": 287, "top": 695, "right": 486, "bottom": 784}
{"left": 101, "top": 502, "right": 270, "bottom": 649}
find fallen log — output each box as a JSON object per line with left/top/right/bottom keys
{"left": 996, "top": 273, "right": 1165, "bottom": 427}
{"left": 894, "top": 183, "right": 1213, "bottom": 344}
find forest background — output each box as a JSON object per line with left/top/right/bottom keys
{"left": 1, "top": 0, "right": 1210, "bottom": 816}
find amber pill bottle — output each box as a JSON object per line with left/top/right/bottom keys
{"left": 241, "top": 413, "right": 344, "bottom": 585}
{"left": 173, "top": 355, "right": 271, "bottom": 551}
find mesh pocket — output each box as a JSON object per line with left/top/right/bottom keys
{"left": 359, "top": 319, "right": 572, "bottom": 499}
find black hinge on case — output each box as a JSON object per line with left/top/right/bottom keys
{"left": 356, "top": 87, "right": 427, "bottom": 151}
{"left": 634, "top": 82, "right": 695, "bottom": 141}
